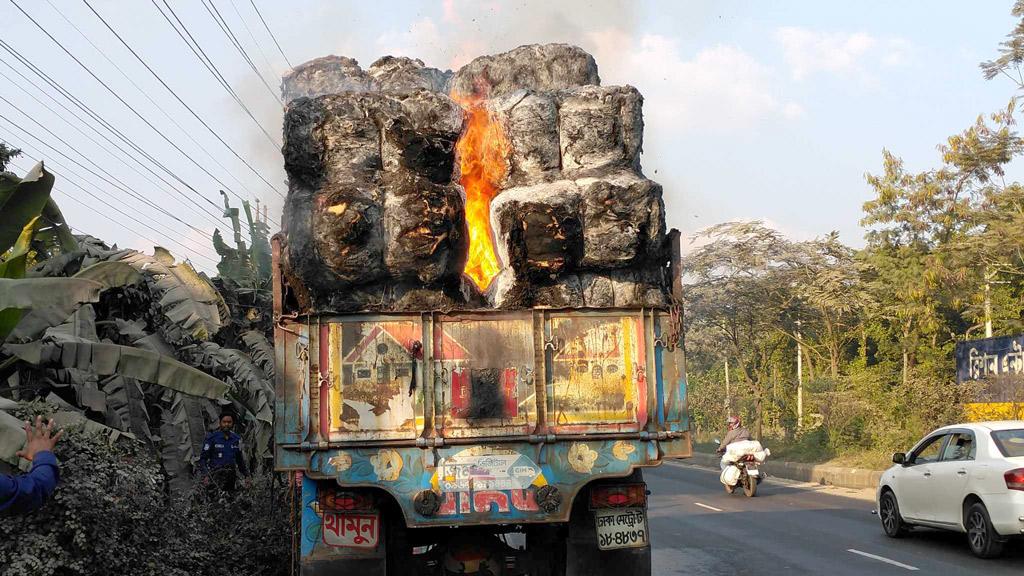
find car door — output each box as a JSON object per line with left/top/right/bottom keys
{"left": 929, "top": 431, "right": 976, "bottom": 527}
{"left": 898, "top": 433, "right": 949, "bottom": 521}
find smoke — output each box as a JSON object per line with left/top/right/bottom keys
{"left": 226, "top": 1, "right": 795, "bottom": 242}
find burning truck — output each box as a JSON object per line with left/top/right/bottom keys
{"left": 273, "top": 44, "right": 691, "bottom": 576}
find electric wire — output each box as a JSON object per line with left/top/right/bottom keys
{"left": 201, "top": 0, "right": 282, "bottom": 105}
{"left": 0, "top": 52, "right": 226, "bottom": 229}
{"left": 228, "top": 0, "right": 279, "bottom": 83}
{"left": 81, "top": 0, "right": 286, "bottom": 200}
{"left": 4, "top": 148, "right": 219, "bottom": 266}
{"left": 249, "top": 0, "right": 292, "bottom": 68}
{"left": 0, "top": 63, "right": 225, "bottom": 230}
{"left": 8, "top": 0, "right": 254, "bottom": 206}
{"left": 0, "top": 102, "right": 214, "bottom": 243}
{"left": 0, "top": 129, "right": 216, "bottom": 256}
{"left": 152, "top": 0, "right": 282, "bottom": 150}
{"left": 0, "top": 37, "right": 228, "bottom": 222}
{"left": 46, "top": 0, "right": 257, "bottom": 201}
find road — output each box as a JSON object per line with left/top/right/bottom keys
{"left": 646, "top": 461, "right": 1024, "bottom": 575}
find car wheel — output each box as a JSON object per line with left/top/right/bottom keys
{"left": 966, "top": 502, "right": 1005, "bottom": 559}
{"left": 879, "top": 490, "right": 910, "bottom": 538}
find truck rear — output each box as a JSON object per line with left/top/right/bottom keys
{"left": 273, "top": 249, "right": 689, "bottom": 575}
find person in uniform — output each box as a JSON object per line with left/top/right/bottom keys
{"left": 197, "top": 412, "right": 248, "bottom": 494}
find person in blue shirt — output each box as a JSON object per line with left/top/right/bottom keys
{"left": 1, "top": 415, "right": 64, "bottom": 514}
{"left": 197, "top": 412, "right": 248, "bottom": 494}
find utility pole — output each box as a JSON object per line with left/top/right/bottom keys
{"left": 796, "top": 319, "right": 803, "bottom": 431}
{"left": 984, "top": 275, "right": 993, "bottom": 338}
{"left": 724, "top": 357, "right": 731, "bottom": 416}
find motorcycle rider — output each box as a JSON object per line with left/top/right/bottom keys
{"left": 716, "top": 415, "right": 751, "bottom": 454}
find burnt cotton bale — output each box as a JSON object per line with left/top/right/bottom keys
{"left": 383, "top": 173, "right": 468, "bottom": 285}
{"left": 490, "top": 180, "right": 583, "bottom": 282}
{"left": 451, "top": 44, "right": 600, "bottom": 98}
{"left": 577, "top": 171, "right": 666, "bottom": 269}
{"left": 558, "top": 85, "right": 644, "bottom": 177}
{"left": 491, "top": 91, "right": 561, "bottom": 187}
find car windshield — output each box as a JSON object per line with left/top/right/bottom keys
{"left": 991, "top": 429, "right": 1024, "bottom": 457}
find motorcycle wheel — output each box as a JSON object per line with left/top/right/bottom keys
{"left": 743, "top": 475, "right": 757, "bottom": 497}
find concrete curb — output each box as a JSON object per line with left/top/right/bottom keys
{"left": 687, "top": 452, "right": 884, "bottom": 490}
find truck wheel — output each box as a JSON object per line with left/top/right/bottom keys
{"left": 385, "top": 513, "right": 414, "bottom": 575}
{"left": 527, "top": 525, "right": 566, "bottom": 576}
{"left": 565, "top": 471, "right": 651, "bottom": 576}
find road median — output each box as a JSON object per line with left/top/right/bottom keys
{"left": 684, "top": 451, "right": 884, "bottom": 490}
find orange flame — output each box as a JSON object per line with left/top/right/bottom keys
{"left": 453, "top": 93, "right": 509, "bottom": 291}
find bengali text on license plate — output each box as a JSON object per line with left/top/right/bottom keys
{"left": 594, "top": 508, "right": 648, "bottom": 550}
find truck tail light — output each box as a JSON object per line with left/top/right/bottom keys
{"left": 1006, "top": 468, "right": 1024, "bottom": 491}
{"left": 322, "top": 489, "right": 375, "bottom": 512}
{"left": 590, "top": 484, "right": 646, "bottom": 509}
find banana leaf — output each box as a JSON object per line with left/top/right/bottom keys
{"left": 101, "top": 375, "right": 152, "bottom": 441}
{"left": 2, "top": 340, "right": 228, "bottom": 400}
{"left": 159, "top": 390, "right": 214, "bottom": 494}
{"left": 6, "top": 262, "right": 143, "bottom": 343}
{"left": 0, "top": 217, "right": 38, "bottom": 340}
{"left": 0, "top": 409, "right": 26, "bottom": 466}
{"left": 113, "top": 250, "right": 228, "bottom": 344}
{"left": 0, "top": 162, "right": 54, "bottom": 255}
{"left": 242, "top": 330, "right": 275, "bottom": 381}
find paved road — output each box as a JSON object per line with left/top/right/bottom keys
{"left": 646, "top": 462, "right": 1024, "bottom": 575}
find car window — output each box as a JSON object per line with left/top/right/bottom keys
{"left": 991, "top": 429, "right": 1024, "bottom": 457}
{"left": 911, "top": 434, "right": 947, "bottom": 465}
{"left": 940, "top": 432, "right": 975, "bottom": 461}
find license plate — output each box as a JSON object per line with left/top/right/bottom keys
{"left": 594, "top": 508, "right": 648, "bottom": 550}
{"left": 322, "top": 512, "right": 380, "bottom": 548}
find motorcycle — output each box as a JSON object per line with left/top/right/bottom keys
{"left": 714, "top": 439, "right": 768, "bottom": 498}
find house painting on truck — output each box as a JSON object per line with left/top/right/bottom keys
{"left": 550, "top": 315, "right": 646, "bottom": 427}
{"left": 328, "top": 321, "right": 421, "bottom": 434}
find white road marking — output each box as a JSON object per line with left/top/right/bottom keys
{"left": 693, "top": 502, "right": 723, "bottom": 512}
{"left": 847, "top": 549, "right": 919, "bottom": 571}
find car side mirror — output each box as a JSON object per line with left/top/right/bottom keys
{"left": 892, "top": 452, "right": 906, "bottom": 465}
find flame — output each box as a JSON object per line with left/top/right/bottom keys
{"left": 453, "top": 92, "right": 509, "bottom": 291}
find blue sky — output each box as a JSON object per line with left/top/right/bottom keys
{"left": 0, "top": 1, "right": 1020, "bottom": 271}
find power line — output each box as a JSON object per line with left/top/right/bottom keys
{"left": 0, "top": 62, "right": 225, "bottom": 230}
{"left": 152, "top": 0, "right": 282, "bottom": 150}
{"left": 0, "top": 102, "right": 214, "bottom": 243}
{"left": 81, "top": 0, "right": 286, "bottom": 200}
{"left": 0, "top": 129, "right": 216, "bottom": 257}
{"left": 0, "top": 43, "right": 228, "bottom": 228}
{"left": 228, "top": 0, "right": 279, "bottom": 83}
{"left": 8, "top": 0, "right": 253, "bottom": 206}
{"left": 4, "top": 150, "right": 219, "bottom": 266}
{"left": 43, "top": 0, "right": 257, "bottom": 202}
{"left": 201, "top": 0, "right": 282, "bottom": 106}
{"left": 249, "top": 0, "right": 292, "bottom": 69}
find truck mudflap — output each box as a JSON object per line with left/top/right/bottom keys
{"left": 298, "top": 439, "right": 673, "bottom": 527}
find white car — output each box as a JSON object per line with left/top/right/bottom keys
{"left": 876, "top": 421, "right": 1024, "bottom": 558}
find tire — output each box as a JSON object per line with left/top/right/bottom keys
{"left": 966, "top": 502, "right": 1005, "bottom": 559}
{"left": 878, "top": 490, "right": 910, "bottom": 538}
{"left": 528, "top": 525, "right": 566, "bottom": 576}
{"left": 742, "top": 474, "right": 757, "bottom": 498}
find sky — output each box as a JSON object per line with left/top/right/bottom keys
{"left": 0, "top": 0, "right": 1021, "bottom": 273}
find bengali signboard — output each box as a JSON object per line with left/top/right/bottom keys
{"left": 955, "top": 334, "right": 1024, "bottom": 385}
